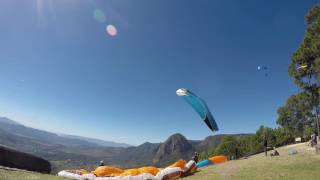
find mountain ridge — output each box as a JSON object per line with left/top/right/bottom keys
{"left": 58, "top": 134, "right": 131, "bottom": 148}
{"left": 0, "top": 116, "right": 132, "bottom": 148}
{"left": 0, "top": 116, "right": 252, "bottom": 173}
{"left": 0, "top": 117, "right": 21, "bottom": 125}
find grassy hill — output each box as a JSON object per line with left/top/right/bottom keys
{"left": 183, "top": 143, "right": 320, "bottom": 180}
{"left": 1, "top": 143, "right": 320, "bottom": 180}
{"left": 0, "top": 166, "right": 67, "bottom": 180}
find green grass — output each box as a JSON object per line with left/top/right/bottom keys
{"left": 1, "top": 143, "right": 320, "bottom": 180}
{"left": 183, "top": 143, "right": 320, "bottom": 180}
{"left": 0, "top": 168, "right": 67, "bottom": 180}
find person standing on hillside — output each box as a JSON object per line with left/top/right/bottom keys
{"left": 263, "top": 136, "right": 268, "bottom": 156}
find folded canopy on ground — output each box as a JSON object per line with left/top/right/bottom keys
{"left": 196, "top": 155, "right": 228, "bottom": 168}
{"left": 58, "top": 159, "right": 198, "bottom": 180}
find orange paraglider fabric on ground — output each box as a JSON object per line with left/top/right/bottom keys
{"left": 79, "top": 169, "right": 90, "bottom": 175}
{"left": 119, "top": 168, "right": 141, "bottom": 176}
{"left": 138, "top": 166, "right": 160, "bottom": 176}
{"left": 208, "top": 155, "right": 227, "bottom": 164}
{"left": 59, "top": 159, "right": 197, "bottom": 179}
{"left": 92, "top": 166, "right": 160, "bottom": 177}
{"left": 92, "top": 166, "right": 124, "bottom": 177}
{"left": 167, "top": 159, "right": 187, "bottom": 169}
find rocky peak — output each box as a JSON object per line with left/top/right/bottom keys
{"left": 153, "top": 133, "right": 194, "bottom": 164}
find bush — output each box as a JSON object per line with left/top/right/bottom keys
{"left": 256, "top": 126, "right": 276, "bottom": 147}
{"left": 274, "top": 127, "right": 294, "bottom": 146}
{"left": 214, "top": 136, "right": 239, "bottom": 159}
{"left": 238, "top": 136, "right": 262, "bottom": 156}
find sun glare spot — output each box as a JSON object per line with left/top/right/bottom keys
{"left": 106, "top": 25, "right": 118, "bottom": 37}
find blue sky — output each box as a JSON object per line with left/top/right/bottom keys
{"left": 0, "top": 0, "right": 318, "bottom": 145}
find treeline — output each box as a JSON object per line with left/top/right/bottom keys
{"left": 199, "top": 126, "right": 313, "bottom": 161}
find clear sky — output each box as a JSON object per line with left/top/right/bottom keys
{"left": 0, "top": 0, "right": 318, "bottom": 145}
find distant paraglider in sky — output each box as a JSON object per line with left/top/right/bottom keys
{"left": 176, "top": 88, "right": 218, "bottom": 132}
{"left": 257, "top": 65, "right": 269, "bottom": 76}
{"left": 257, "top": 65, "right": 267, "bottom": 71}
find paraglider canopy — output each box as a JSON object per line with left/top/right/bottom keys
{"left": 176, "top": 88, "right": 218, "bottom": 132}
{"left": 257, "top": 65, "right": 269, "bottom": 76}
{"left": 257, "top": 65, "right": 268, "bottom": 70}
{"left": 176, "top": 88, "right": 188, "bottom": 96}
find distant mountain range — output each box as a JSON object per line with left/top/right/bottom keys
{"left": 0, "top": 116, "right": 252, "bottom": 173}
{"left": 0, "top": 117, "right": 131, "bottom": 148}
{"left": 58, "top": 134, "right": 131, "bottom": 148}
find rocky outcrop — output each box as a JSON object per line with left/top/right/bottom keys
{"left": 153, "top": 133, "right": 194, "bottom": 166}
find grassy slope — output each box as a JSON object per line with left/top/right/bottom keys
{"left": 1, "top": 143, "right": 320, "bottom": 180}
{"left": 183, "top": 143, "right": 320, "bottom": 180}
{"left": 0, "top": 168, "right": 67, "bottom": 180}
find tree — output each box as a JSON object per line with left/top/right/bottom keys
{"left": 303, "top": 126, "right": 314, "bottom": 141}
{"left": 255, "top": 126, "right": 276, "bottom": 147}
{"left": 289, "top": 5, "right": 320, "bottom": 93}
{"left": 214, "top": 136, "right": 239, "bottom": 159}
{"left": 273, "top": 127, "right": 294, "bottom": 146}
{"left": 287, "top": 5, "right": 320, "bottom": 135}
{"left": 278, "top": 5, "right": 320, "bottom": 137}
{"left": 237, "top": 135, "right": 261, "bottom": 156}
{"left": 277, "top": 92, "right": 314, "bottom": 137}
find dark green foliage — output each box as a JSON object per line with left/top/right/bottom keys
{"left": 288, "top": 5, "right": 320, "bottom": 95}
{"left": 197, "top": 134, "right": 253, "bottom": 161}
{"left": 303, "top": 126, "right": 314, "bottom": 141}
{"left": 278, "top": 4, "right": 320, "bottom": 138}
{"left": 255, "top": 126, "right": 276, "bottom": 147}
{"left": 207, "top": 133, "right": 263, "bottom": 159}
{"left": 277, "top": 93, "right": 314, "bottom": 137}
{"left": 202, "top": 126, "right": 297, "bottom": 160}
{"left": 214, "top": 136, "right": 239, "bottom": 159}
{"left": 237, "top": 135, "right": 262, "bottom": 156}
{"left": 273, "top": 127, "right": 295, "bottom": 146}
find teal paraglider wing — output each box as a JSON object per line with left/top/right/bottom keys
{"left": 176, "top": 88, "right": 218, "bottom": 132}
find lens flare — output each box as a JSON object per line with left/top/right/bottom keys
{"left": 106, "top": 25, "right": 118, "bottom": 37}
{"left": 93, "top": 9, "right": 106, "bottom": 23}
